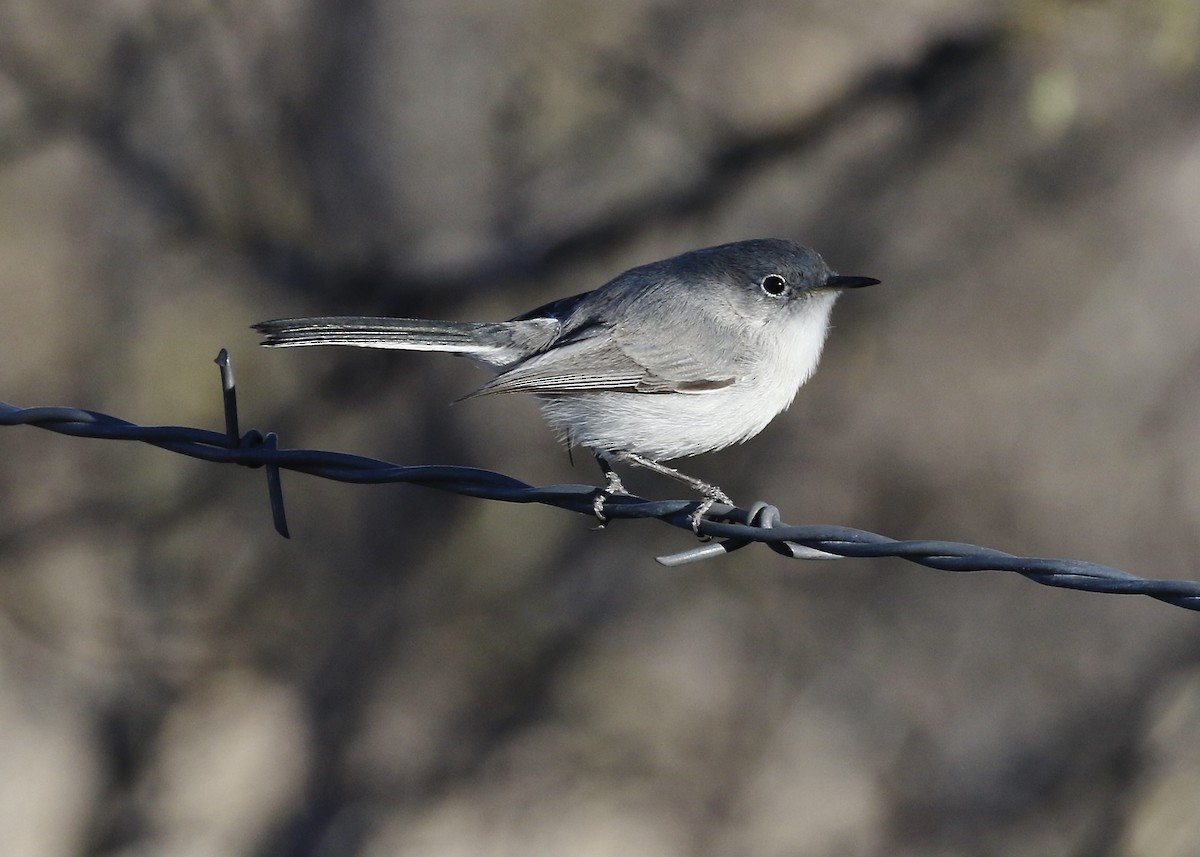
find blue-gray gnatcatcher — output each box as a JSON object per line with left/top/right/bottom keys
{"left": 254, "top": 239, "right": 878, "bottom": 521}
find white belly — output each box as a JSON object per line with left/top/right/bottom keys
{"left": 535, "top": 292, "right": 837, "bottom": 460}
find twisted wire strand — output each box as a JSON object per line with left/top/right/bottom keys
{"left": 1, "top": 350, "right": 1197, "bottom": 612}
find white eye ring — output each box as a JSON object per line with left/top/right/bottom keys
{"left": 761, "top": 274, "right": 787, "bottom": 296}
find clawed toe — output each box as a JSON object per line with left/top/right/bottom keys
{"left": 592, "top": 456, "right": 628, "bottom": 527}
{"left": 689, "top": 497, "right": 716, "bottom": 538}
{"left": 690, "top": 489, "right": 735, "bottom": 539}
{"left": 592, "top": 490, "right": 611, "bottom": 527}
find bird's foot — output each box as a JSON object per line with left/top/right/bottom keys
{"left": 591, "top": 469, "right": 629, "bottom": 528}
{"left": 690, "top": 487, "right": 733, "bottom": 539}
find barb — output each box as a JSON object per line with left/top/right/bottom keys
{"left": 1, "top": 350, "right": 1198, "bottom": 612}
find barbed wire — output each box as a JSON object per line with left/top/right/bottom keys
{"left": 1, "top": 349, "right": 1198, "bottom": 612}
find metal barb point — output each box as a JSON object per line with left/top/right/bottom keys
{"left": 657, "top": 501, "right": 748, "bottom": 566}
{"left": 214, "top": 348, "right": 240, "bottom": 446}
{"left": 263, "top": 432, "right": 290, "bottom": 539}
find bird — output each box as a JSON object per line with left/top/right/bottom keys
{"left": 254, "top": 239, "right": 878, "bottom": 525}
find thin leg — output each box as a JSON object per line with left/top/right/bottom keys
{"left": 608, "top": 451, "right": 732, "bottom": 505}
{"left": 602, "top": 451, "right": 733, "bottom": 536}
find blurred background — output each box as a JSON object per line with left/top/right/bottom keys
{"left": 2, "top": 1, "right": 1200, "bottom": 855}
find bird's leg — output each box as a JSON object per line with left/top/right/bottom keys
{"left": 591, "top": 452, "right": 629, "bottom": 525}
{"left": 606, "top": 451, "right": 733, "bottom": 537}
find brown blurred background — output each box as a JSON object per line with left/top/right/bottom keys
{"left": 2, "top": 1, "right": 1200, "bottom": 855}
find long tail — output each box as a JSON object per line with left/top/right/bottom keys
{"left": 252, "top": 316, "right": 499, "bottom": 354}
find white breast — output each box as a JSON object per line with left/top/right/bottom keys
{"left": 536, "top": 292, "right": 839, "bottom": 460}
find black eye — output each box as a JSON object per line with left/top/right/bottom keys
{"left": 760, "top": 274, "right": 787, "bottom": 296}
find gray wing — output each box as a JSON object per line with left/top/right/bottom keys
{"left": 462, "top": 318, "right": 742, "bottom": 398}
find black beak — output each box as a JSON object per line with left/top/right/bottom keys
{"left": 826, "top": 273, "right": 880, "bottom": 289}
